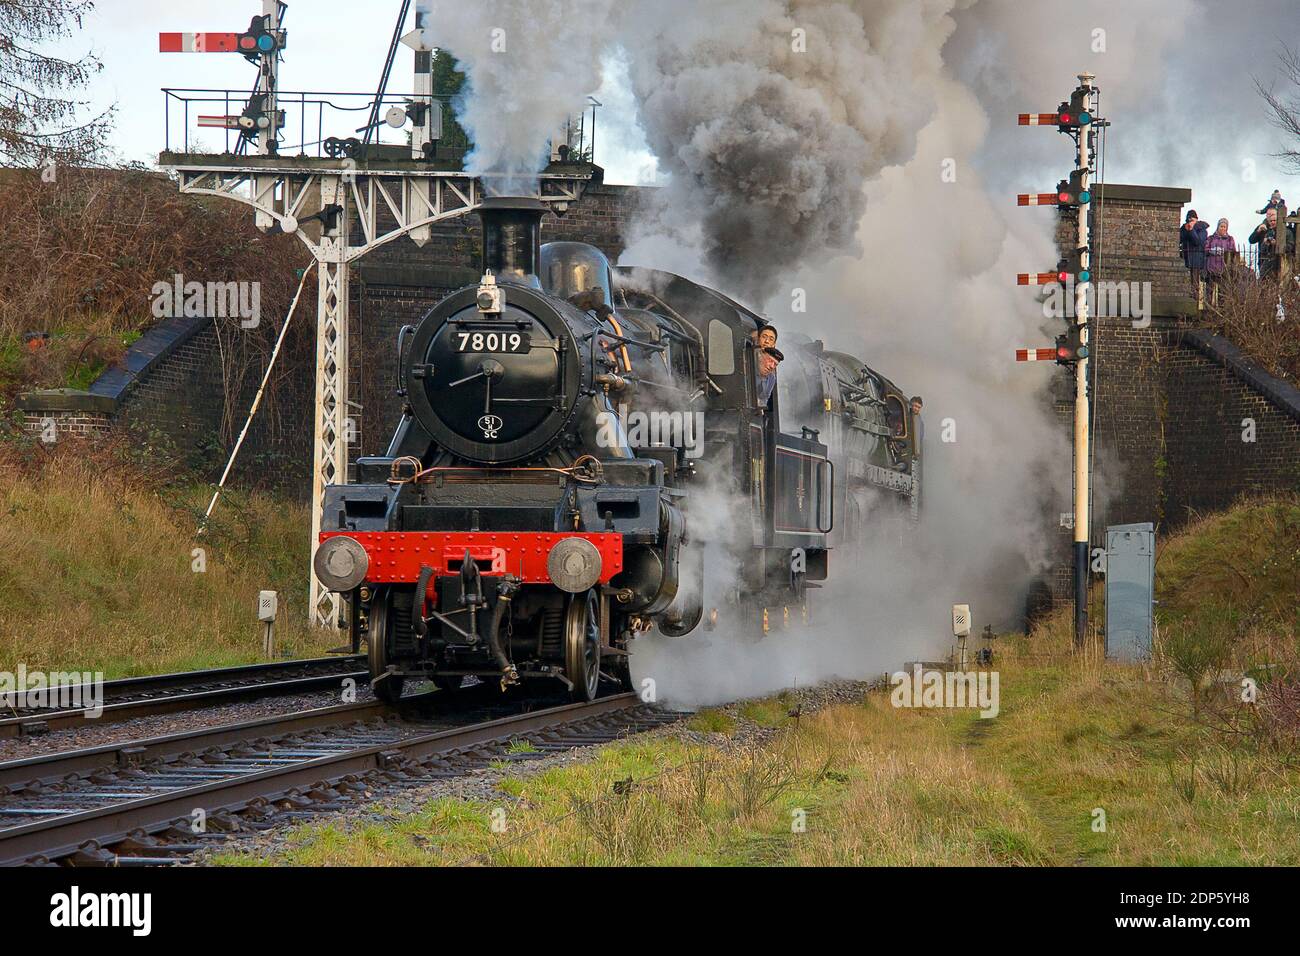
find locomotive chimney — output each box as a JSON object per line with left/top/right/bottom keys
{"left": 478, "top": 196, "right": 546, "bottom": 284}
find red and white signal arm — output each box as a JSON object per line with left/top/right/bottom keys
{"left": 159, "top": 32, "right": 240, "bottom": 53}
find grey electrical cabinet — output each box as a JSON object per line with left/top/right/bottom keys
{"left": 1105, "top": 522, "right": 1156, "bottom": 662}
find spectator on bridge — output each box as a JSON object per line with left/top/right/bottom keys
{"left": 1257, "top": 189, "right": 1286, "bottom": 215}
{"left": 1205, "top": 219, "right": 1237, "bottom": 294}
{"left": 1180, "top": 210, "right": 1210, "bottom": 302}
{"left": 1180, "top": 210, "right": 1208, "bottom": 262}
{"left": 1250, "top": 207, "right": 1281, "bottom": 277}
{"left": 755, "top": 346, "right": 782, "bottom": 407}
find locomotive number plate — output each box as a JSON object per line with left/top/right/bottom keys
{"left": 454, "top": 331, "right": 530, "bottom": 353}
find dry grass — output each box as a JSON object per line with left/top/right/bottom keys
{"left": 216, "top": 495, "right": 1300, "bottom": 867}
{"left": 0, "top": 165, "right": 313, "bottom": 427}
{"left": 1202, "top": 265, "right": 1300, "bottom": 384}
{"left": 0, "top": 441, "right": 331, "bottom": 677}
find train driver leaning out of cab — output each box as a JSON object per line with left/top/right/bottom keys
{"left": 756, "top": 345, "right": 783, "bottom": 407}
{"left": 756, "top": 324, "right": 778, "bottom": 350}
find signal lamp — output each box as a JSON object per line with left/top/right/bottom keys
{"left": 1057, "top": 169, "right": 1091, "bottom": 207}
{"left": 1054, "top": 328, "right": 1089, "bottom": 365}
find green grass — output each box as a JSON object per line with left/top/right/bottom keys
{"left": 737, "top": 694, "right": 794, "bottom": 728}
{"left": 1155, "top": 497, "right": 1300, "bottom": 637}
{"left": 685, "top": 707, "right": 736, "bottom": 735}
{"left": 211, "top": 495, "right": 1300, "bottom": 867}
{"left": 0, "top": 447, "right": 333, "bottom": 678}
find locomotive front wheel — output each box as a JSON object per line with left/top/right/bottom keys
{"left": 564, "top": 589, "right": 601, "bottom": 702}
{"left": 367, "top": 587, "right": 406, "bottom": 705}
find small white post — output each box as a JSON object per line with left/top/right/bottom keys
{"left": 259, "top": 590, "right": 279, "bottom": 657}
{"left": 952, "top": 604, "right": 971, "bottom": 670}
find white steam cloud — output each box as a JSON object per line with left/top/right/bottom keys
{"left": 418, "top": 0, "right": 1280, "bottom": 707}
{"left": 626, "top": 1, "right": 1188, "bottom": 708}
{"left": 417, "top": 0, "right": 613, "bottom": 193}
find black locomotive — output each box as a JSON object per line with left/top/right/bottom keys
{"left": 313, "top": 197, "right": 921, "bottom": 702}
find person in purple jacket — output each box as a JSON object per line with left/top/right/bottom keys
{"left": 1204, "top": 218, "right": 1236, "bottom": 300}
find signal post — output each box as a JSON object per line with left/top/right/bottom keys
{"left": 1014, "top": 73, "right": 1101, "bottom": 648}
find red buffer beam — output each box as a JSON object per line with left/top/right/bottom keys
{"left": 160, "top": 32, "right": 240, "bottom": 53}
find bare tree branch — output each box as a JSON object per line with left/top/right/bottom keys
{"left": 0, "top": 0, "right": 111, "bottom": 166}
{"left": 1256, "top": 45, "right": 1300, "bottom": 174}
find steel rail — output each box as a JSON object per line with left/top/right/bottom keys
{"left": 0, "top": 693, "right": 641, "bottom": 866}
{"left": 0, "top": 699, "right": 396, "bottom": 790}
{"left": 0, "top": 656, "right": 367, "bottom": 738}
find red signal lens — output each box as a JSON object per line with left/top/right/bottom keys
{"left": 238, "top": 35, "right": 257, "bottom": 49}
{"left": 1058, "top": 192, "right": 1070, "bottom": 203}
{"left": 1060, "top": 112, "right": 1072, "bottom": 123}
{"left": 1057, "top": 271, "right": 1069, "bottom": 283}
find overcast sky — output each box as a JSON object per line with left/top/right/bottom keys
{"left": 48, "top": 1, "right": 1298, "bottom": 236}
{"left": 51, "top": 0, "right": 658, "bottom": 184}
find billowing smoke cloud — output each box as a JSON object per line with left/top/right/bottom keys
{"left": 616, "top": 0, "right": 965, "bottom": 304}
{"left": 420, "top": 0, "right": 1286, "bottom": 707}
{"left": 631, "top": 77, "right": 1071, "bottom": 708}
{"left": 626, "top": 1, "right": 1202, "bottom": 708}
{"left": 417, "top": 0, "right": 613, "bottom": 193}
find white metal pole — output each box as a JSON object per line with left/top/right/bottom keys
{"left": 1072, "top": 72, "right": 1094, "bottom": 647}
{"left": 259, "top": 0, "right": 279, "bottom": 157}
{"left": 309, "top": 176, "right": 350, "bottom": 628}
{"left": 407, "top": 9, "right": 433, "bottom": 246}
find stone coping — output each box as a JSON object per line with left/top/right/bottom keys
{"left": 14, "top": 389, "right": 116, "bottom": 414}
{"left": 1093, "top": 183, "right": 1193, "bottom": 204}
{"left": 17, "top": 315, "right": 208, "bottom": 414}
{"left": 1180, "top": 328, "right": 1300, "bottom": 424}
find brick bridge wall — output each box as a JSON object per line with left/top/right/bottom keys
{"left": 17, "top": 181, "right": 642, "bottom": 492}
{"left": 18, "top": 316, "right": 315, "bottom": 493}
{"left": 1045, "top": 184, "right": 1300, "bottom": 603}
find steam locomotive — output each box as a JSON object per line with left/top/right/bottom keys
{"left": 313, "top": 197, "right": 921, "bottom": 702}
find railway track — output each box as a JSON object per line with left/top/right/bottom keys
{"left": 0, "top": 691, "right": 680, "bottom": 866}
{"left": 0, "top": 656, "right": 368, "bottom": 739}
